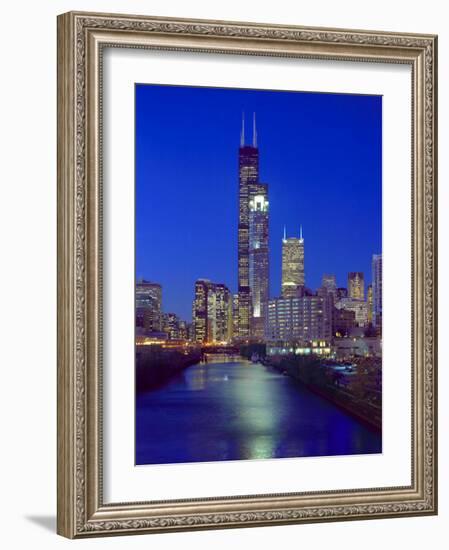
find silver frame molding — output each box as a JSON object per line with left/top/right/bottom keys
{"left": 57, "top": 11, "right": 438, "bottom": 538}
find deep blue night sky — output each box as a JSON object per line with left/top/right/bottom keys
{"left": 135, "top": 84, "right": 382, "bottom": 321}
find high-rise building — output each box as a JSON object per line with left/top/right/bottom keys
{"left": 193, "top": 279, "right": 209, "bottom": 343}
{"left": 267, "top": 295, "right": 326, "bottom": 342}
{"left": 321, "top": 274, "right": 337, "bottom": 296}
{"left": 237, "top": 112, "right": 269, "bottom": 340}
{"left": 317, "top": 280, "right": 335, "bottom": 340}
{"left": 135, "top": 280, "right": 162, "bottom": 331}
{"left": 367, "top": 284, "right": 373, "bottom": 324}
{"left": 193, "top": 279, "right": 232, "bottom": 343}
{"left": 348, "top": 272, "right": 365, "bottom": 300}
{"left": 249, "top": 184, "right": 269, "bottom": 339}
{"left": 372, "top": 254, "right": 382, "bottom": 329}
{"left": 215, "top": 284, "right": 233, "bottom": 343}
{"left": 178, "top": 320, "right": 188, "bottom": 340}
{"left": 232, "top": 293, "right": 239, "bottom": 339}
{"left": 162, "top": 312, "right": 180, "bottom": 340}
{"left": 281, "top": 227, "right": 305, "bottom": 298}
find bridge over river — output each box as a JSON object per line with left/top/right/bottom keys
{"left": 136, "top": 356, "right": 381, "bottom": 465}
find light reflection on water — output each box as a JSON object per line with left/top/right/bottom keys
{"left": 136, "top": 359, "right": 381, "bottom": 465}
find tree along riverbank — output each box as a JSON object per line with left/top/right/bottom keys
{"left": 266, "top": 355, "right": 382, "bottom": 431}
{"left": 136, "top": 346, "right": 202, "bottom": 393}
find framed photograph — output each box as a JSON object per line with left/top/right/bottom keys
{"left": 57, "top": 11, "right": 438, "bottom": 538}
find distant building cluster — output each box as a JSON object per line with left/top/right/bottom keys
{"left": 135, "top": 114, "right": 382, "bottom": 357}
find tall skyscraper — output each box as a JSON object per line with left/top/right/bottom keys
{"left": 249, "top": 183, "right": 269, "bottom": 339}
{"left": 215, "top": 283, "right": 233, "bottom": 343}
{"left": 372, "top": 254, "right": 382, "bottom": 328}
{"left": 193, "top": 279, "right": 232, "bottom": 343}
{"left": 135, "top": 280, "right": 162, "bottom": 331}
{"left": 193, "top": 279, "right": 209, "bottom": 343}
{"left": 348, "top": 272, "right": 365, "bottom": 300}
{"left": 281, "top": 227, "right": 305, "bottom": 298}
{"left": 317, "top": 275, "right": 336, "bottom": 339}
{"left": 237, "top": 112, "right": 269, "bottom": 340}
{"left": 367, "top": 284, "right": 373, "bottom": 324}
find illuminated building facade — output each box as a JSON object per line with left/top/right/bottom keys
{"left": 335, "top": 297, "right": 369, "bottom": 327}
{"left": 372, "top": 254, "right": 382, "bottom": 329}
{"left": 135, "top": 280, "right": 162, "bottom": 331}
{"left": 162, "top": 312, "right": 181, "bottom": 340}
{"left": 267, "top": 296, "right": 326, "bottom": 342}
{"left": 367, "top": 284, "right": 373, "bottom": 324}
{"left": 215, "top": 284, "right": 233, "bottom": 342}
{"left": 249, "top": 184, "right": 269, "bottom": 339}
{"left": 193, "top": 279, "right": 232, "bottom": 343}
{"left": 178, "top": 320, "right": 188, "bottom": 340}
{"left": 237, "top": 112, "right": 269, "bottom": 340}
{"left": 281, "top": 227, "right": 305, "bottom": 298}
{"left": 232, "top": 293, "right": 239, "bottom": 339}
{"left": 348, "top": 272, "right": 365, "bottom": 300}
{"left": 317, "top": 281, "right": 335, "bottom": 340}
{"left": 193, "top": 279, "right": 208, "bottom": 343}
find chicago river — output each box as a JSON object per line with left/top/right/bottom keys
{"left": 136, "top": 356, "right": 381, "bottom": 465}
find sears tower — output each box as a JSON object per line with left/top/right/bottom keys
{"left": 237, "top": 113, "right": 269, "bottom": 340}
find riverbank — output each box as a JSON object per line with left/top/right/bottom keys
{"left": 136, "top": 345, "right": 201, "bottom": 392}
{"left": 266, "top": 356, "right": 382, "bottom": 431}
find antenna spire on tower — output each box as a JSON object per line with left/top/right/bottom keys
{"left": 300, "top": 225, "right": 303, "bottom": 240}
{"left": 240, "top": 112, "right": 245, "bottom": 147}
{"left": 283, "top": 225, "right": 286, "bottom": 241}
{"left": 253, "top": 112, "right": 257, "bottom": 147}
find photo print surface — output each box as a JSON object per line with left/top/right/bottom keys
{"left": 134, "top": 84, "right": 382, "bottom": 466}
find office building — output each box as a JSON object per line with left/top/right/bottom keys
{"left": 215, "top": 283, "right": 233, "bottom": 343}
{"left": 135, "top": 280, "right": 162, "bottom": 331}
{"left": 333, "top": 308, "right": 357, "bottom": 337}
{"left": 162, "top": 312, "right": 181, "bottom": 340}
{"left": 281, "top": 227, "right": 305, "bottom": 298}
{"left": 193, "top": 279, "right": 232, "bottom": 343}
{"left": 267, "top": 295, "right": 326, "bottom": 342}
{"left": 335, "top": 297, "right": 369, "bottom": 327}
{"left": 367, "top": 284, "right": 373, "bottom": 324}
{"left": 249, "top": 184, "right": 269, "bottom": 339}
{"left": 321, "top": 273, "right": 337, "bottom": 296}
{"left": 348, "top": 272, "right": 365, "bottom": 300}
{"left": 237, "top": 112, "right": 270, "bottom": 339}
{"left": 372, "top": 254, "right": 382, "bottom": 329}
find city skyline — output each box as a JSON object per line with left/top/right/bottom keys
{"left": 136, "top": 84, "right": 382, "bottom": 320}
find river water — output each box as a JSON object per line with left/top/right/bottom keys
{"left": 136, "top": 357, "right": 381, "bottom": 465}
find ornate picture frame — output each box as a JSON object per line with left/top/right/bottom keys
{"left": 57, "top": 11, "right": 437, "bottom": 538}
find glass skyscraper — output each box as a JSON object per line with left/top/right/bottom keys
{"left": 281, "top": 228, "right": 304, "bottom": 298}
{"left": 193, "top": 279, "right": 232, "bottom": 343}
{"left": 249, "top": 184, "right": 269, "bottom": 339}
{"left": 237, "top": 113, "right": 269, "bottom": 340}
{"left": 372, "top": 254, "right": 382, "bottom": 329}
{"left": 135, "top": 280, "right": 162, "bottom": 331}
